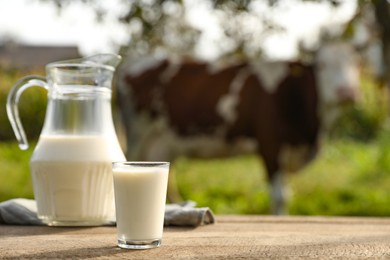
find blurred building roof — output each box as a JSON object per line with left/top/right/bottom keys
{"left": 0, "top": 42, "right": 79, "bottom": 69}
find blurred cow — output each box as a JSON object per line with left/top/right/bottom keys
{"left": 116, "top": 41, "right": 360, "bottom": 214}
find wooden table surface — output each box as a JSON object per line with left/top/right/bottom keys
{"left": 1, "top": 215, "right": 390, "bottom": 259}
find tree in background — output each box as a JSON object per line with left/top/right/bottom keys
{"left": 43, "top": 0, "right": 350, "bottom": 59}
{"left": 372, "top": 0, "right": 390, "bottom": 87}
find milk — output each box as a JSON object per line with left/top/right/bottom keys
{"left": 30, "top": 134, "right": 125, "bottom": 226}
{"left": 113, "top": 163, "right": 169, "bottom": 242}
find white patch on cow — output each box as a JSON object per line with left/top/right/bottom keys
{"left": 125, "top": 56, "right": 166, "bottom": 77}
{"left": 364, "top": 38, "right": 384, "bottom": 80}
{"left": 315, "top": 42, "right": 360, "bottom": 105}
{"left": 216, "top": 68, "right": 251, "bottom": 123}
{"left": 269, "top": 171, "right": 287, "bottom": 215}
{"left": 217, "top": 96, "right": 239, "bottom": 123}
{"left": 207, "top": 57, "right": 241, "bottom": 74}
{"left": 159, "top": 61, "right": 182, "bottom": 83}
{"left": 315, "top": 42, "right": 360, "bottom": 130}
{"left": 250, "top": 61, "right": 289, "bottom": 93}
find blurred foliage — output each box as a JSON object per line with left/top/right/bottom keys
{"left": 39, "top": 0, "right": 347, "bottom": 59}
{"left": 3, "top": 134, "right": 390, "bottom": 216}
{"left": 329, "top": 71, "right": 390, "bottom": 141}
{"left": 289, "top": 132, "right": 390, "bottom": 216}
{"left": 36, "top": 0, "right": 390, "bottom": 89}
{"left": 0, "top": 141, "right": 33, "bottom": 201}
{"left": 172, "top": 133, "right": 390, "bottom": 216}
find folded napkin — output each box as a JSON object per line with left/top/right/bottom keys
{"left": 0, "top": 199, "right": 215, "bottom": 227}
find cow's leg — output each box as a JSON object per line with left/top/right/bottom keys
{"left": 259, "top": 146, "right": 287, "bottom": 214}
{"left": 269, "top": 171, "right": 287, "bottom": 215}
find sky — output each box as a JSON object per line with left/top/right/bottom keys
{"left": 0, "top": 0, "right": 357, "bottom": 59}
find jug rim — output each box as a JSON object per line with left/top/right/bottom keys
{"left": 46, "top": 53, "right": 122, "bottom": 71}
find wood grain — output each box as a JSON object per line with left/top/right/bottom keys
{"left": 1, "top": 215, "right": 390, "bottom": 259}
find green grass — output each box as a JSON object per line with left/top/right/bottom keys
{"left": 0, "top": 141, "right": 34, "bottom": 200}
{"left": 4, "top": 134, "right": 390, "bottom": 216}
{"left": 170, "top": 133, "right": 390, "bottom": 216}
{"left": 289, "top": 136, "right": 390, "bottom": 216}
{"left": 174, "top": 155, "right": 269, "bottom": 214}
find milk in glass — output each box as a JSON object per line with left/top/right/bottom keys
{"left": 113, "top": 162, "right": 169, "bottom": 249}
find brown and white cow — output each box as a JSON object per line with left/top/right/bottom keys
{"left": 116, "top": 41, "right": 360, "bottom": 214}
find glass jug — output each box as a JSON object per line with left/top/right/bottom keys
{"left": 6, "top": 54, "right": 126, "bottom": 226}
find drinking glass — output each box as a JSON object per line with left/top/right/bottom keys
{"left": 112, "top": 162, "right": 170, "bottom": 249}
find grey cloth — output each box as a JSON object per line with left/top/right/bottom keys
{"left": 0, "top": 199, "right": 215, "bottom": 227}
{"left": 164, "top": 201, "right": 215, "bottom": 226}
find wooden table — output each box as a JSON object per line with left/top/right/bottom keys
{"left": 1, "top": 215, "right": 390, "bottom": 259}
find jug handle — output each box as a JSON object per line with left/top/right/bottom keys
{"left": 6, "top": 76, "right": 48, "bottom": 150}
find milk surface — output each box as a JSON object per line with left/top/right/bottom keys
{"left": 30, "top": 134, "right": 125, "bottom": 225}
{"left": 113, "top": 165, "right": 169, "bottom": 241}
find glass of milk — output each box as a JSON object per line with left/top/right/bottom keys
{"left": 112, "top": 161, "right": 170, "bottom": 249}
